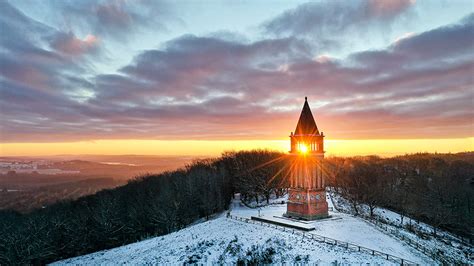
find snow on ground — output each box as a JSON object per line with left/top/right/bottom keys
{"left": 54, "top": 215, "right": 412, "bottom": 265}
{"left": 55, "top": 194, "right": 436, "bottom": 265}
{"left": 329, "top": 190, "right": 473, "bottom": 264}
{"left": 231, "top": 195, "right": 433, "bottom": 264}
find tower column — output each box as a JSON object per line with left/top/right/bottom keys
{"left": 285, "top": 97, "right": 328, "bottom": 220}
{"left": 321, "top": 164, "right": 324, "bottom": 188}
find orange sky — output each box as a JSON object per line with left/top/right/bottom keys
{"left": 1, "top": 138, "right": 472, "bottom": 157}
{"left": 1, "top": 2, "right": 473, "bottom": 158}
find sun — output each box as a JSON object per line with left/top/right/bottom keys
{"left": 299, "top": 144, "right": 309, "bottom": 154}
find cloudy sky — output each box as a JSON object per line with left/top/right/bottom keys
{"left": 0, "top": 0, "right": 473, "bottom": 156}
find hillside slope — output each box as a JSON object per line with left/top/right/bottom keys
{"left": 55, "top": 195, "right": 436, "bottom": 264}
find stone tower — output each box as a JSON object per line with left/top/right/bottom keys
{"left": 285, "top": 97, "right": 328, "bottom": 220}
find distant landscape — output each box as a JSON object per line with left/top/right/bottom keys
{"left": 0, "top": 155, "right": 199, "bottom": 212}
{"left": 1, "top": 151, "right": 472, "bottom": 264}
{"left": 1, "top": 0, "right": 473, "bottom": 264}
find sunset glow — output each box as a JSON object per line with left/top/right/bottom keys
{"left": 299, "top": 144, "right": 309, "bottom": 154}
{"left": 1, "top": 138, "right": 472, "bottom": 157}
{"left": 0, "top": 1, "right": 472, "bottom": 156}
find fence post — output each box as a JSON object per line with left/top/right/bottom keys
{"left": 401, "top": 259, "right": 404, "bottom": 265}
{"left": 372, "top": 250, "right": 375, "bottom": 255}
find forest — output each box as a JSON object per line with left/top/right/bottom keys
{"left": 326, "top": 152, "right": 473, "bottom": 239}
{"left": 0, "top": 151, "right": 472, "bottom": 264}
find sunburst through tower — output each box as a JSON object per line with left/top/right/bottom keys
{"left": 285, "top": 97, "right": 329, "bottom": 220}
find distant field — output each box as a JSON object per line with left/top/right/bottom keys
{"left": 0, "top": 177, "right": 125, "bottom": 212}
{"left": 0, "top": 155, "right": 198, "bottom": 212}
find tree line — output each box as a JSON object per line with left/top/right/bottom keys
{"left": 0, "top": 150, "right": 284, "bottom": 264}
{"left": 325, "top": 152, "right": 473, "bottom": 239}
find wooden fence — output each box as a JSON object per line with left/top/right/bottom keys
{"left": 363, "top": 218, "right": 455, "bottom": 264}
{"left": 227, "top": 214, "right": 417, "bottom": 265}
{"left": 327, "top": 190, "right": 470, "bottom": 264}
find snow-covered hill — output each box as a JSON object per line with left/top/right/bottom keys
{"left": 328, "top": 190, "right": 473, "bottom": 264}
{"left": 53, "top": 215, "right": 406, "bottom": 264}
{"left": 53, "top": 193, "right": 446, "bottom": 265}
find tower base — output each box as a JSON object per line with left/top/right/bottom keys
{"left": 284, "top": 188, "right": 328, "bottom": 220}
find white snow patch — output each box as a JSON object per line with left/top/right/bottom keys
{"left": 54, "top": 194, "right": 437, "bottom": 265}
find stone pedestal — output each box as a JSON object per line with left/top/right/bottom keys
{"left": 285, "top": 188, "right": 328, "bottom": 220}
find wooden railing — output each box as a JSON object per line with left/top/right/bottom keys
{"left": 362, "top": 218, "right": 456, "bottom": 264}
{"left": 227, "top": 214, "right": 417, "bottom": 265}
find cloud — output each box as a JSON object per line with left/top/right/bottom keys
{"left": 53, "top": 0, "right": 171, "bottom": 40}
{"left": 391, "top": 13, "right": 474, "bottom": 61}
{"left": 393, "top": 32, "right": 415, "bottom": 44}
{"left": 49, "top": 32, "right": 99, "bottom": 56}
{"left": 0, "top": 3, "right": 472, "bottom": 142}
{"left": 0, "top": 2, "right": 90, "bottom": 92}
{"left": 0, "top": 1, "right": 97, "bottom": 138}
{"left": 262, "top": 0, "right": 415, "bottom": 51}
{"left": 0, "top": 1, "right": 53, "bottom": 54}
{"left": 367, "top": 0, "right": 415, "bottom": 18}
{"left": 94, "top": 35, "right": 312, "bottom": 102}
{"left": 350, "top": 14, "right": 474, "bottom": 71}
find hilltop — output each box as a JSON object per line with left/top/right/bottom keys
{"left": 55, "top": 193, "right": 471, "bottom": 264}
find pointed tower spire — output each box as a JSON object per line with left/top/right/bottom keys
{"left": 286, "top": 96, "right": 328, "bottom": 220}
{"left": 294, "top": 97, "right": 319, "bottom": 135}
